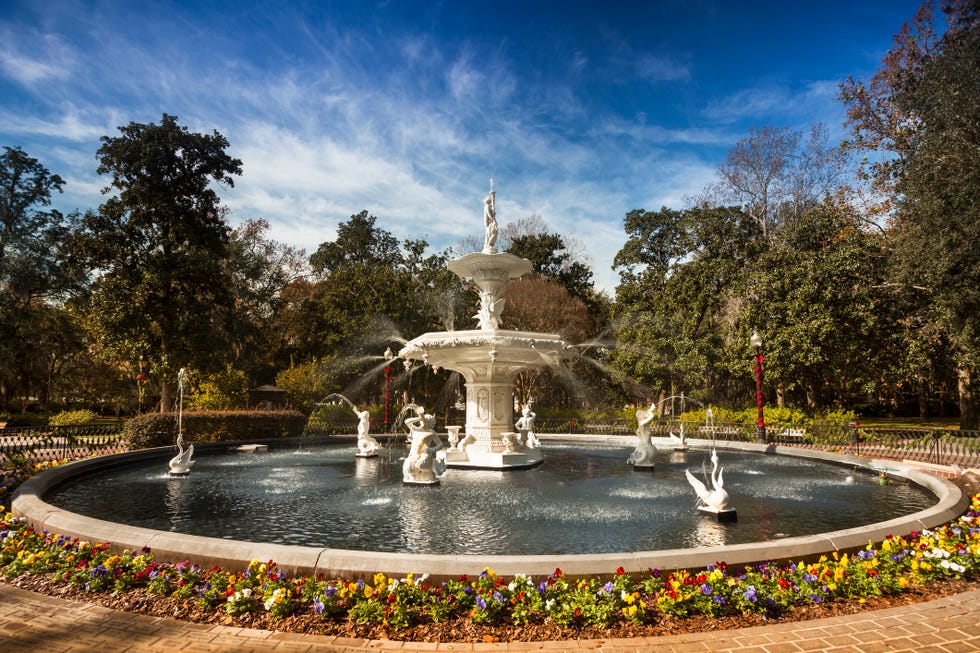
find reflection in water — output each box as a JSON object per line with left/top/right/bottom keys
{"left": 692, "top": 515, "right": 728, "bottom": 547}
{"left": 45, "top": 442, "right": 936, "bottom": 556}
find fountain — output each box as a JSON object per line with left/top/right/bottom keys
{"left": 320, "top": 393, "right": 379, "bottom": 458}
{"left": 685, "top": 448, "right": 736, "bottom": 522}
{"left": 167, "top": 368, "right": 194, "bottom": 476}
{"left": 7, "top": 181, "right": 969, "bottom": 586}
{"left": 627, "top": 401, "right": 657, "bottom": 469}
{"left": 396, "top": 183, "right": 571, "bottom": 470}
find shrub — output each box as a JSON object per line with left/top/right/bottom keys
{"left": 49, "top": 409, "right": 98, "bottom": 426}
{"left": 187, "top": 366, "right": 248, "bottom": 410}
{"left": 124, "top": 410, "right": 307, "bottom": 449}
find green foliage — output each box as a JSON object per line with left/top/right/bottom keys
{"left": 123, "top": 410, "right": 307, "bottom": 448}
{"left": 815, "top": 409, "right": 858, "bottom": 427}
{"left": 65, "top": 113, "right": 243, "bottom": 391}
{"left": 48, "top": 409, "right": 98, "bottom": 426}
{"left": 275, "top": 360, "right": 335, "bottom": 415}
{"left": 187, "top": 366, "right": 248, "bottom": 410}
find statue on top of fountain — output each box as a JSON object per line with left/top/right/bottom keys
{"left": 483, "top": 179, "right": 497, "bottom": 254}
{"left": 402, "top": 405, "right": 446, "bottom": 484}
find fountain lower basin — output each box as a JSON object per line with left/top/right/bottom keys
{"left": 12, "top": 436, "right": 967, "bottom": 581}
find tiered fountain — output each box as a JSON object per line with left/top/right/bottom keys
{"left": 396, "top": 183, "right": 571, "bottom": 470}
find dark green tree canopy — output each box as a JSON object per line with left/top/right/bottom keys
{"left": 309, "top": 211, "right": 401, "bottom": 276}
{"left": 65, "top": 114, "right": 243, "bottom": 409}
{"left": 0, "top": 146, "right": 76, "bottom": 302}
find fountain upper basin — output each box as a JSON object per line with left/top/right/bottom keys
{"left": 398, "top": 329, "right": 570, "bottom": 372}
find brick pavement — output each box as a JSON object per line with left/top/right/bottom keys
{"left": 1, "top": 584, "right": 979, "bottom": 652}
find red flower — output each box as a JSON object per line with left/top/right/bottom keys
{"left": 553, "top": 568, "right": 563, "bottom": 578}
{"left": 616, "top": 566, "right": 626, "bottom": 575}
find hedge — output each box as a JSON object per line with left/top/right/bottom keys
{"left": 124, "top": 410, "right": 308, "bottom": 449}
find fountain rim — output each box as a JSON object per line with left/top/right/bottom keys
{"left": 12, "top": 436, "right": 968, "bottom": 582}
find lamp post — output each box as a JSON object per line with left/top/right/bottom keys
{"left": 750, "top": 332, "right": 766, "bottom": 443}
{"left": 136, "top": 356, "right": 149, "bottom": 415}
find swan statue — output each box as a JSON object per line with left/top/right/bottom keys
{"left": 168, "top": 432, "right": 194, "bottom": 476}
{"left": 684, "top": 449, "right": 731, "bottom": 513}
{"left": 669, "top": 423, "right": 688, "bottom": 450}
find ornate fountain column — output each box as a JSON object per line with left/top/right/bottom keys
{"left": 397, "top": 183, "right": 570, "bottom": 469}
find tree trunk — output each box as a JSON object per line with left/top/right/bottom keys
{"left": 958, "top": 366, "right": 976, "bottom": 430}
{"left": 776, "top": 382, "right": 785, "bottom": 408}
{"left": 656, "top": 388, "right": 667, "bottom": 417}
{"left": 918, "top": 375, "right": 929, "bottom": 419}
{"left": 160, "top": 381, "right": 175, "bottom": 413}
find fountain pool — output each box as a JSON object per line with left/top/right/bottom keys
{"left": 16, "top": 436, "right": 966, "bottom": 580}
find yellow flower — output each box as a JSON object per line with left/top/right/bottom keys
{"left": 363, "top": 585, "right": 374, "bottom": 598}
{"left": 373, "top": 572, "right": 387, "bottom": 587}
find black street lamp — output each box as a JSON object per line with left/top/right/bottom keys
{"left": 750, "top": 332, "right": 766, "bottom": 443}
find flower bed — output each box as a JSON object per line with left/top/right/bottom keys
{"left": 2, "top": 493, "right": 978, "bottom": 639}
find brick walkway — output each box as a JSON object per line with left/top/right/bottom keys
{"left": 2, "top": 584, "right": 979, "bottom": 652}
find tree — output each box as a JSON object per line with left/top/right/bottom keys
{"left": 0, "top": 147, "right": 84, "bottom": 410}
{"left": 0, "top": 146, "right": 77, "bottom": 302}
{"left": 223, "top": 218, "right": 308, "bottom": 380}
{"left": 840, "top": 0, "right": 979, "bottom": 427}
{"left": 611, "top": 205, "right": 761, "bottom": 405}
{"left": 66, "top": 114, "right": 242, "bottom": 412}
{"left": 698, "top": 124, "right": 845, "bottom": 241}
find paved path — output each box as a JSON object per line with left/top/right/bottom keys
{"left": 2, "top": 585, "right": 979, "bottom": 652}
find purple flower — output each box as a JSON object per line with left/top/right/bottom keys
{"left": 475, "top": 595, "right": 487, "bottom": 610}
{"left": 356, "top": 579, "right": 364, "bottom": 590}
{"left": 700, "top": 584, "right": 712, "bottom": 595}
{"left": 602, "top": 581, "right": 614, "bottom": 594}
{"left": 809, "top": 594, "right": 822, "bottom": 603}
{"left": 492, "top": 591, "right": 504, "bottom": 603}
{"left": 712, "top": 595, "right": 726, "bottom": 605}
{"left": 313, "top": 597, "right": 325, "bottom": 616}
{"left": 802, "top": 573, "right": 817, "bottom": 582}
{"left": 324, "top": 585, "right": 337, "bottom": 597}
{"left": 743, "top": 586, "right": 757, "bottom": 603}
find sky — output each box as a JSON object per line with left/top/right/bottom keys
{"left": 0, "top": 0, "right": 923, "bottom": 293}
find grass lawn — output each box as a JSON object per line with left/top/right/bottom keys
{"left": 859, "top": 416, "right": 961, "bottom": 430}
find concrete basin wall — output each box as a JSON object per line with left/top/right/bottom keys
{"left": 11, "top": 438, "right": 968, "bottom": 581}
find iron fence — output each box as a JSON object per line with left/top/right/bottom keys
{"left": 0, "top": 423, "right": 127, "bottom": 465}
{"left": 4, "top": 417, "right": 978, "bottom": 471}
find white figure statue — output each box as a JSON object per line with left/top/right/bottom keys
{"left": 515, "top": 404, "right": 540, "bottom": 449}
{"left": 474, "top": 289, "right": 505, "bottom": 330}
{"left": 169, "top": 432, "right": 194, "bottom": 475}
{"left": 684, "top": 449, "right": 730, "bottom": 512}
{"left": 483, "top": 182, "right": 498, "bottom": 254}
{"left": 627, "top": 402, "right": 657, "bottom": 467}
{"left": 354, "top": 407, "right": 380, "bottom": 457}
{"left": 402, "top": 406, "right": 445, "bottom": 484}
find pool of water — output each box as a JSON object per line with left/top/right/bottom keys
{"left": 44, "top": 440, "right": 935, "bottom": 555}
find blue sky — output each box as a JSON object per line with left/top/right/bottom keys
{"left": 0, "top": 0, "right": 921, "bottom": 292}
